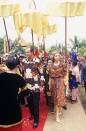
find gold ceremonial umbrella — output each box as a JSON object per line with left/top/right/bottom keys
{"left": 13, "top": 11, "right": 49, "bottom": 53}
{"left": 0, "top": 4, "right": 19, "bottom": 17}
{"left": 13, "top": 0, "right": 57, "bottom": 54}
{"left": 34, "top": 0, "right": 86, "bottom": 55}
{"left": 42, "top": 24, "right": 57, "bottom": 53}
{"left": 0, "top": 0, "right": 20, "bottom": 53}
{"left": 13, "top": 11, "right": 49, "bottom": 36}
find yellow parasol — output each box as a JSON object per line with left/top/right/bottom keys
{"left": 13, "top": 0, "right": 57, "bottom": 54}
{"left": 0, "top": 3, "right": 20, "bottom": 17}
{"left": 13, "top": 11, "right": 49, "bottom": 36}
{"left": 13, "top": 11, "right": 48, "bottom": 53}
{"left": 34, "top": 0, "right": 86, "bottom": 55}
{"left": 0, "top": 0, "right": 20, "bottom": 53}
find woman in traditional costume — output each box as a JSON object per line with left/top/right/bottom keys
{"left": 49, "top": 53, "right": 67, "bottom": 122}
{"left": 0, "top": 56, "right": 26, "bottom": 131}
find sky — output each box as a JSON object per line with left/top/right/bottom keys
{"left": 0, "top": 0, "right": 86, "bottom": 49}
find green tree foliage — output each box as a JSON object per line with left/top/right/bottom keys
{"left": 49, "top": 45, "right": 57, "bottom": 54}
{"left": 69, "top": 36, "right": 80, "bottom": 52}
{"left": 70, "top": 36, "right": 86, "bottom": 56}
{"left": 49, "top": 43, "right": 66, "bottom": 55}
{"left": 79, "top": 47, "right": 86, "bottom": 55}
{"left": 9, "top": 40, "right": 25, "bottom": 55}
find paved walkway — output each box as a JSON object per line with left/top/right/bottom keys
{"left": 43, "top": 98, "right": 86, "bottom": 131}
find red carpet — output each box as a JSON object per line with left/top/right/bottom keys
{"left": 0, "top": 91, "right": 48, "bottom": 131}
{"left": 22, "top": 91, "right": 48, "bottom": 131}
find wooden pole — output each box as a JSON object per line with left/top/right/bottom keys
{"left": 65, "top": 16, "right": 67, "bottom": 57}
{"left": 4, "top": 37, "right": 6, "bottom": 53}
{"left": 43, "top": 35, "right": 45, "bottom": 57}
{"left": 37, "top": 37, "right": 40, "bottom": 51}
{"left": 3, "top": 17, "right": 10, "bottom": 52}
{"left": 31, "top": 29, "right": 34, "bottom": 54}
{"left": 32, "top": 0, "right": 36, "bottom": 9}
{"left": 31, "top": 0, "right": 37, "bottom": 55}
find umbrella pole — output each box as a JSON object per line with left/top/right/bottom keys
{"left": 3, "top": 17, "right": 10, "bottom": 52}
{"left": 43, "top": 35, "right": 45, "bottom": 57}
{"left": 37, "top": 37, "right": 40, "bottom": 51}
{"left": 32, "top": 0, "right": 36, "bottom": 9}
{"left": 31, "top": 29, "right": 34, "bottom": 54}
{"left": 65, "top": 16, "right": 67, "bottom": 57}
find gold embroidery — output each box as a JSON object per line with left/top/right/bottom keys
{"left": 0, "top": 120, "right": 22, "bottom": 128}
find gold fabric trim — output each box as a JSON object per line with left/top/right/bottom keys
{"left": 0, "top": 120, "right": 22, "bottom": 128}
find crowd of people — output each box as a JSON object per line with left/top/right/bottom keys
{"left": 0, "top": 49, "right": 86, "bottom": 130}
